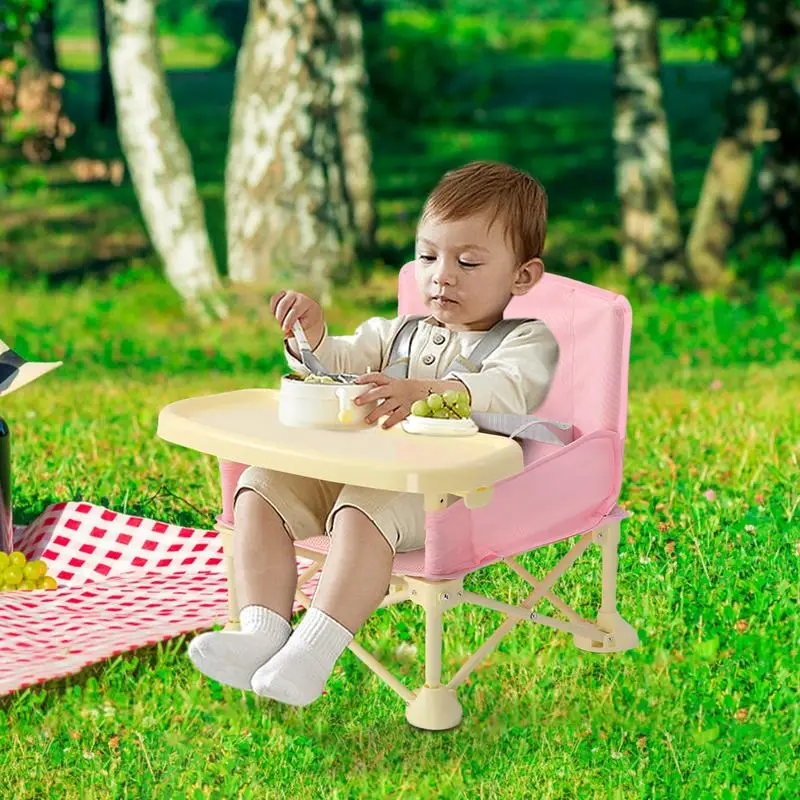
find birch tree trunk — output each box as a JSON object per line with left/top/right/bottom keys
{"left": 104, "top": 0, "right": 226, "bottom": 320}
{"left": 686, "top": 1, "right": 778, "bottom": 289}
{"left": 226, "top": 0, "right": 355, "bottom": 304}
{"left": 610, "top": 0, "right": 688, "bottom": 285}
{"left": 334, "top": 0, "right": 376, "bottom": 257}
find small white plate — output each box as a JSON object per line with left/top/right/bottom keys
{"left": 401, "top": 415, "right": 479, "bottom": 437}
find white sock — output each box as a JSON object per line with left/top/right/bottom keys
{"left": 250, "top": 607, "right": 353, "bottom": 706}
{"left": 188, "top": 605, "right": 291, "bottom": 691}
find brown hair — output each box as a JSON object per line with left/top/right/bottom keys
{"left": 420, "top": 161, "right": 548, "bottom": 261}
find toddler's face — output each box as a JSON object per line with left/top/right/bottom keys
{"left": 414, "top": 209, "right": 540, "bottom": 331}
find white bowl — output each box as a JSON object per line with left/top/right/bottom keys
{"left": 401, "top": 415, "right": 478, "bottom": 437}
{"left": 278, "top": 375, "right": 377, "bottom": 430}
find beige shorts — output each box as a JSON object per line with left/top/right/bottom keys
{"left": 234, "top": 466, "right": 427, "bottom": 554}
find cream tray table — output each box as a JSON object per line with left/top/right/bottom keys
{"left": 157, "top": 388, "right": 522, "bottom": 508}
{"left": 156, "top": 387, "right": 524, "bottom": 729}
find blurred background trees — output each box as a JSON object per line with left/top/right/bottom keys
{"left": 1, "top": 0, "right": 797, "bottom": 318}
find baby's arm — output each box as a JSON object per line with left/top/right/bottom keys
{"left": 284, "top": 316, "right": 401, "bottom": 376}
{"left": 444, "top": 321, "right": 559, "bottom": 415}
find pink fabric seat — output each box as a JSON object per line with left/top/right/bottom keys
{"left": 217, "top": 263, "right": 632, "bottom": 580}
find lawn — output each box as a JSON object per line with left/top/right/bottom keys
{"left": 1, "top": 16, "right": 798, "bottom": 800}
{"left": 0, "top": 266, "right": 797, "bottom": 798}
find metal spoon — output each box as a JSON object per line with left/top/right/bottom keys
{"left": 291, "top": 321, "right": 358, "bottom": 383}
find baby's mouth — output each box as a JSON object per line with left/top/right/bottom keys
{"left": 431, "top": 295, "right": 457, "bottom": 305}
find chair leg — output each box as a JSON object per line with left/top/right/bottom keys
{"left": 404, "top": 577, "right": 464, "bottom": 731}
{"left": 217, "top": 523, "right": 240, "bottom": 631}
{"left": 573, "top": 521, "right": 639, "bottom": 653}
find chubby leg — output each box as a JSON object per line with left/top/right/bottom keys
{"left": 313, "top": 506, "right": 395, "bottom": 631}
{"left": 232, "top": 488, "right": 299, "bottom": 621}
{"left": 188, "top": 489, "right": 296, "bottom": 689}
{"left": 251, "top": 507, "right": 394, "bottom": 705}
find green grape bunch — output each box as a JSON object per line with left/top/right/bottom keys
{"left": 0, "top": 551, "right": 58, "bottom": 592}
{"left": 410, "top": 389, "right": 471, "bottom": 420}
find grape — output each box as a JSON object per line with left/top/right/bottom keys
{"left": 24, "top": 560, "right": 47, "bottom": 581}
{"left": 40, "top": 576, "right": 58, "bottom": 590}
{"left": 455, "top": 402, "right": 471, "bottom": 417}
{"left": 413, "top": 389, "right": 472, "bottom": 423}
{"left": 442, "top": 390, "right": 460, "bottom": 405}
{"left": 0, "top": 553, "right": 8, "bottom": 571}
{"left": 426, "top": 393, "right": 443, "bottom": 411}
{"left": 410, "top": 400, "right": 431, "bottom": 417}
{"left": 8, "top": 551, "right": 26, "bottom": 568}
{"left": 18, "top": 580, "right": 36, "bottom": 591}
{"left": 3, "top": 566, "right": 23, "bottom": 586}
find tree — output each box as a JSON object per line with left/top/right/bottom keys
{"left": 610, "top": 0, "right": 799, "bottom": 289}
{"left": 685, "top": 0, "right": 781, "bottom": 289}
{"left": 96, "top": 0, "right": 115, "bottom": 126}
{"left": 225, "top": 0, "right": 359, "bottom": 303}
{"left": 758, "top": 4, "right": 800, "bottom": 258}
{"left": 334, "top": 0, "right": 376, "bottom": 257}
{"left": 30, "top": 0, "right": 57, "bottom": 73}
{"left": 609, "top": 0, "right": 688, "bottom": 285}
{"left": 1, "top": 0, "right": 73, "bottom": 166}
{"left": 103, "top": 0, "right": 227, "bottom": 320}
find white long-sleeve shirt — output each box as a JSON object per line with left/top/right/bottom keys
{"left": 285, "top": 314, "right": 559, "bottom": 415}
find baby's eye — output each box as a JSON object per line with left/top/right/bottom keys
{"left": 459, "top": 259, "right": 481, "bottom": 268}
{"left": 418, "top": 254, "right": 436, "bottom": 262}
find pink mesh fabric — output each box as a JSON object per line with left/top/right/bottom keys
{"left": 217, "top": 265, "right": 632, "bottom": 578}
{"left": 217, "top": 459, "right": 248, "bottom": 527}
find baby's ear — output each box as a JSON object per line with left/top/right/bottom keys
{"left": 514, "top": 258, "right": 544, "bottom": 294}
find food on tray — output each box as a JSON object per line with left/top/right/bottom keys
{"left": 410, "top": 390, "right": 471, "bottom": 420}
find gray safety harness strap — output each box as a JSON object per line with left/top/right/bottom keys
{"left": 383, "top": 315, "right": 427, "bottom": 378}
{"left": 383, "top": 316, "right": 537, "bottom": 378}
{"left": 382, "top": 315, "right": 573, "bottom": 448}
{"left": 445, "top": 318, "right": 537, "bottom": 374}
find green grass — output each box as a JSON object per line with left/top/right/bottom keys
{"left": 1, "top": 14, "right": 798, "bottom": 798}
{"left": 0, "top": 269, "right": 798, "bottom": 798}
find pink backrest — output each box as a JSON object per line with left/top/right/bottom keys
{"left": 397, "top": 262, "right": 632, "bottom": 441}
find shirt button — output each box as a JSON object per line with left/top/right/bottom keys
{"left": 422, "top": 354, "right": 435, "bottom": 365}
{"left": 432, "top": 334, "right": 445, "bottom": 345}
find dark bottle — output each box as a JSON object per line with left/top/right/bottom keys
{"left": 0, "top": 416, "right": 11, "bottom": 554}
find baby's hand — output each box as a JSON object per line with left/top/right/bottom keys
{"left": 270, "top": 290, "right": 325, "bottom": 346}
{"left": 353, "top": 373, "right": 426, "bottom": 429}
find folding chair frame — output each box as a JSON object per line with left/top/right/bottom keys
{"left": 215, "top": 508, "right": 638, "bottom": 731}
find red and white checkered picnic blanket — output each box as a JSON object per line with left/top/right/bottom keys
{"left": 0, "top": 502, "right": 319, "bottom": 696}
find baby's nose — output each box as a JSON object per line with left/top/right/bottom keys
{"left": 434, "top": 266, "right": 456, "bottom": 283}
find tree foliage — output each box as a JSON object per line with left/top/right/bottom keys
{"left": 1, "top": 0, "right": 74, "bottom": 168}
{"left": 1, "top": 0, "right": 49, "bottom": 59}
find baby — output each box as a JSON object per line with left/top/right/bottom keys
{"left": 189, "top": 160, "right": 560, "bottom": 706}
